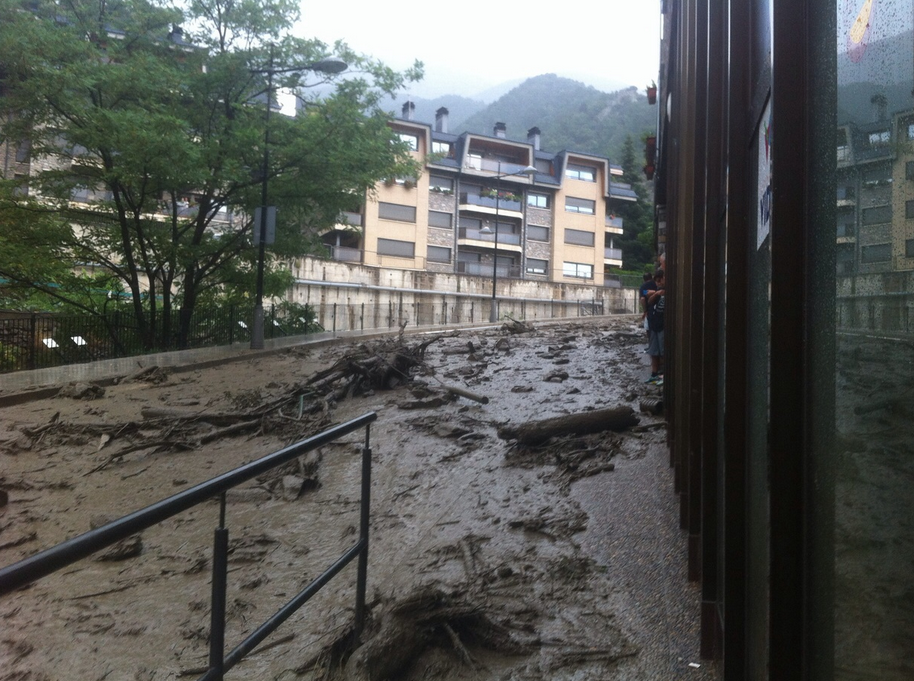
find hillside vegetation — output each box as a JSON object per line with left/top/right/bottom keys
{"left": 457, "top": 74, "right": 657, "bottom": 162}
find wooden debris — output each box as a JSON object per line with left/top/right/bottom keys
{"left": 497, "top": 406, "right": 639, "bottom": 445}
{"left": 501, "top": 317, "right": 534, "bottom": 334}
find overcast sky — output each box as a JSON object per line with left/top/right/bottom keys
{"left": 295, "top": 1, "right": 661, "bottom": 100}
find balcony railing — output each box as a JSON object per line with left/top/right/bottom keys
{"left": 329, "top": 245, "right": 363, "bottom": 263}
{"left": 605, "top": 215, "right": 624, "bottom": 229}
{"left": 459, "top": 192, "right": 522, "bottom": 212}
{"left": 456, "top": 261, "right": 520, "bottom": 278}
{"left": 604, "top": 247, "right": 623, "bottom": 260}
{"left": 464, "top": 158, "right": 532, "bottom": 177}
{"left": 458, "top": 227, "right": 521, "bottom": 246}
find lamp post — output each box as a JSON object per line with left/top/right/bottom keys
{"left": 479, "top": 163, "right": 538, "bottom": 323}
{"left": 250, "top": 49, "right": 348, "bottom": 350}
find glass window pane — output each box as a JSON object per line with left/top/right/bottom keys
{"left": 825, "top": 1, "right": 914, "bottom": 677}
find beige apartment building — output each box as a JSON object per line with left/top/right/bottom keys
{"left": 323, "top": 104, "right": 637, "bottom": 288}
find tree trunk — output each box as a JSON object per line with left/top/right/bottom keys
{"left": 497, "top": 406, "right": 639, "bottom": 446}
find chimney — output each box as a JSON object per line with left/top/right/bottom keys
{"left": 435, "top": 107, "right": 449, "bottom": 133}
{"left": 527, "top": 126, "right": 541, "bottom": 150}
{"left": 870, "top": 93, "right": 887, "bottom": 122}
{"left": 494, "top": 122, "right": 507, "bottom": 138}
{"left": 402, "top": 101, "right": 415, "bottom": 121}
{"left": 168, "top": 24, "right": 183, "bottom": 43}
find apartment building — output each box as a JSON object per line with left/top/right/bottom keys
{"left": 323, "top": 104, "right": 637, "bottom": 287}
{"left": 836, "top": 105, "right": 914, "bottom": 276}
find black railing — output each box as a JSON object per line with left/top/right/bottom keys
{"left": 0, "top": 304, "right": 318, "bottom": 374}
{"left": 0, "top": 412, "right": 377, "bottom": 681}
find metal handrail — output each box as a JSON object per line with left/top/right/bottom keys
{"left": 0, "top": 412, "right": 377, "bottom": 681}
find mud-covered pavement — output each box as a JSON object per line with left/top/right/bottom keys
{"left": 0, "top": 318, "right": 718, "bottom": 680}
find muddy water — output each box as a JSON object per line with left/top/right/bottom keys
{"left": 0, "top": 318, "right": 716, "bottom": 680}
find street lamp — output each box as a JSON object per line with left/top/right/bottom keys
{"left": 478, "top": 163, "right": 538, "bottom": 322}
{"left": 250, "top": 50, "right": 348, "bottom": 350}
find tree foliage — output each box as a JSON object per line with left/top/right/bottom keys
{"left": 0, "top": 0, "right": 422, "bottom": 348}
{"left": 614, "top": 135, "right": 656, "bottom": 272}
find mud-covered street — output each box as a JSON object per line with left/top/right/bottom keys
{"left": 0, "top": 318, "right": 718, "bottom": 680}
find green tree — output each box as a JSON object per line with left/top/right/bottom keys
{"left": 614, "top": 135, "right": 655, "bottom": 271}
{"left": 0, "top": 0, "right": 422, "bottom": 348}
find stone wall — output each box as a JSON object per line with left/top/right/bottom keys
{"left": 287, "top": 255, "right": 637, "bottom": 333}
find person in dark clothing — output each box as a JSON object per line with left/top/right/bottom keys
{"left": 645, "top": 269, "right": 665, "bottom": 385}
{"left": 639, "top": 272, "right": 657, "bottom": 344}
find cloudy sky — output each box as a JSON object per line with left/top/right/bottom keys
{"left": 295, "top": 1, "right": 661, "bottom": 100}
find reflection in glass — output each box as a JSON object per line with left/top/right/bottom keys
{"left": 834, "top": 0, "right": 914, "bottom": 677}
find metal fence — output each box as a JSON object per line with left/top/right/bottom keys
{"left": 0, "top": 413, "right": 377, "bottom": 681}
{"left": 0, "top": 305, "right": 315, "bottom": 374}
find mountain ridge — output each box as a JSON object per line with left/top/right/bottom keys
{"left": 387, "top": 73, "right": 657, "bottom": 163}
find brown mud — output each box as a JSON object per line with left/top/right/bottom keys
{"left": 0, "top": 318, "right": 713, "bottom": 680}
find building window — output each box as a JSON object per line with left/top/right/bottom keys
{"left": 429, "top": 176, "right": 453, "bottom": 191}
{"left": 527, "top": 192, "right": 550, "bottom": 208}
{"left": 861, "top": 205, "right": 892, "bottom": 225}
{"left": 432, "top": 141, "right": 451, "bottom": 156}
{"left": 378, "top": 202, "right": 416, "bottom": 223}
{"left": 565, "top": 163, "right": 596, "bottom": 182}
{"left": 466, "top": 153, "right": 482, "bottom": 170}
{"left": 863, "top": 165, "right": 891, "bottom": 186}
{"left": 427, "top": 245, "right": 451, "bottom": 263}
{"left": 15, "top": 139, "right": 30, "bottom": 163}
{"left": 906, "top": 240, "right": 914, "bottom": 257}
{"left": 460, "top": 216, "right": 482, "bottom": 230}
{"left": 428, "top": 210, "right": 453, "bottom": 229}
{"left": 564, "top": 228, "right": 595, "bottom": 246}
{"left": 527, "top": 225, "right": 550, "bottom": 242}
{"left": 836, "top": 129, "right": 849, "bottom": 161}
{"left": 562, "top": 262, "right": 593, "bottom": 279}
{"left": 398, "top": 133, "right": 419, "bottom": 151}
{"left": 526, "top": 258, "right": 548, "bottom": 275}
{"left": 565, "top": 197, "right": 596, "bottom": 214}
{"left": 907, "top": 200, "right": 914, "bottom": 220}
{"left": 837, "top": 221, "right": 855, "bottom": 238}
{"left": 907, "top": 161, "right": 914, "bottom": 180}
{"left": 377, "top": 238, "right": 415, "bottom": 258}
{"left": 868, "top": 130, "right": 890, "bottom": 147}
{"left": 860, "top": 243, "right": 891, "bottom": 263}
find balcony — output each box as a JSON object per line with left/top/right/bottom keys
{"left": 604, "top": 247, "right": 623, "bottom": 261}
{"left": 329, "top": 246, "right": 363, "bottom": 263}
{"left": 458, "top": 227, "right": 521, "bottom": 247}
{"left": 456, "top": 261, "right": 520, "bottom": 278}
{"left": 605, "top": 215, "right": 624, "bottom": 229}
{"left": 459, "top": 192, "right": 522, "bottom": 213}
{"left": 464, "top": 158, "right": 534, "bottom": 177}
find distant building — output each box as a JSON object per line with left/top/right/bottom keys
{"left": 835, "top": 105, "right": 914, "bottom": 276}
{"left": 322, "top": 104, "right": 637, "bottom": 287}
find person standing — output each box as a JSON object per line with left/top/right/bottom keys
{"left": 639, "top": 272, "right": 657, "bottom": 345}
{"left": 645, "top": 268, "right": 665, "bottom": 385}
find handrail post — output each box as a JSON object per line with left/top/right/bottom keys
{"left": 209, "top": 493, "right": 229, "bottom": 680}
{"left": 354, "top": 423, "right": 372, "bottom": 639}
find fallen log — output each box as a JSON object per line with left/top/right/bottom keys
{"left": 444, "top": 385, "right": 489, "bottom": 404}
{"left": 497, "top": 406, "right": 638, "bottom": 445}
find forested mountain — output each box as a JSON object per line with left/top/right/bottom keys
{"left": 388, "top": 74, "right": 657, "bottom": 164}
{"left": 455, "top": 74, "right": 657, "bottom": 163}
